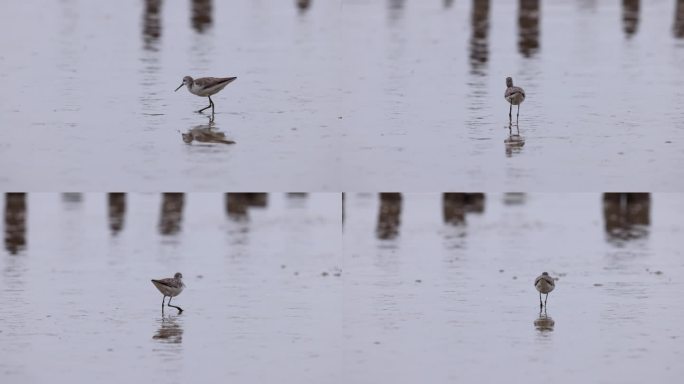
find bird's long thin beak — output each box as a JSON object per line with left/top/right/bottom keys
{"left": 174, "top": 83, "right": 184, "bottom": 92}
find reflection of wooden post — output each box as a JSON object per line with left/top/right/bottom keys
{"left": 108, "top": 193, "right": 126, "bottom": 235}
{"left": 159, "top": 193, "right": 184, "bottom": 235}
{"left": 143, "top": 0, "right": 161, "bottom": 50}
{"left": 377, "top": 193, "right": 402, "bottom": 240}
{"left": 603, "top": 193, "right": 650, "bottom": 240}
{"left": 62, "top": 193, "right": 82, "bottom": 203}
{"left": 622, "top": 0, "right": 640, "bottom": 37}
{"left": 444, "top": 0, "right": 455, "bottom": 8}
{"left": 4, "top": 193, "right": 27, "bottom": 255}
{"left": 469, "top": 0, "right": 490, "bottom": 71}
{"left": 191, "top": 0, "right": 213, "bottom": 33}
{"left": 675, "top": 0, "right": 684, "bottom": 39}
{"left": 443, "top": 193, "right": 485, "bottom": 225}
{"left": 287, "top": 193, "right": 307, "bottom": 198}
{"left": 518, "top": 0, "right": 540, "bottom": 57}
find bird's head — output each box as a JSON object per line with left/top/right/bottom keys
{"left": 174, "top": 272, "right": 183, "bottom": 279}
{"left": 506, "top": 77, "right": 513, "bottom": 87}
{"left": 175, "top": 76, "right": 193, "bottom": 91}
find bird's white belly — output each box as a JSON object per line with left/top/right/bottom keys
{"left": 536, "top": 280, "right": 554, "bottom": 294}
{"left": 506, "top": 93, "right": 525, "bottom": 105}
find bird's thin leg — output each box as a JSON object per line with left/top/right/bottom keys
{"left": 198, "top": 97, "right": 212, "bottom": 113}
{"left": 539, "top": 292, "right": 543, "bottom": 309}
{"left": 167, "top": 296, "right": 184, "bottom": 313}
{"left": 517, "top": 104, "right": 520, "bottom": 124}
{"left": 209, "top": 95, "right": 215, "bottom": 115}
{"left": 509, "top": 101, "right": 512, "bottom": 122}
{"left": 544, "top": 293, "right": 548, "bottom": 308}
{"left": 161, "top": 296, "right": 166, "bottom": 314}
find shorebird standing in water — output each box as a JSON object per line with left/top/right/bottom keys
{"left": 175, "top": 76, "right": 237, "bottom": 115}
{"left": 504, "top": 77, "right": 525, "bottom": 124}
{"left": 151, "top": 272, "right": 186, "bottom": 313}
{"left": 534, "top": 272, "right": 555, "bottom": 310}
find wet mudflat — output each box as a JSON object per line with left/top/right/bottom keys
{"left": 0, "top": 193, "right": 342, "bottom": 383}
{"left": 2, "top": 1, "right": 684, "bottom": 190}
{"left": 342, "top": 193, "right": 684, "bottom": 383}
{"left": 339, "top": 0, "right": 684, "bottom": 190}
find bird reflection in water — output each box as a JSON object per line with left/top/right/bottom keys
{"left": 504, "top": 123, "right": 525, "bottom": 157}
{"left": 182, "top": 117, "right": 235, "bottom": 145}
{"left": 153, "top": 314, "right": 184, "bottom": 344}
{"left": 534, "top": 310, "right": 555, "bottom": 332}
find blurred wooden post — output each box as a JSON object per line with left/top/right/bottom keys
{"left": 225, "top": 193, "right": 268, "bottom": 221}
{"left": 469, "top": 0, "right": 490, "bottom": 72}
{"left": 297, "top": 0, "right": 311, "bottom": 12}
{"left": 191, "top": 0, "right": 213, "bottom": 33}
{"left": 518, "top": 0, "right": 540, "bottom": 57}
{"left": 108, "top": 193, "right": 126, "bottom": 235}
{"left": 159, "top": 193, "right": 184, "bottom": 235}
{"left": 622, "top": 0, "right": 640, "bottom": 37}
{"left": 443, "top": 193, "right": 485, "bottom": 225}
{"left": 143, "top": 0, "right": 162, "bottom": 50}
{"left": 4, "top": 193, "right": 27, "bottom": 255}
{"left": 675, "top": 0, "right": 684, "bottom": 38}
{"left": 377, "top": 193, "right": 402, "bottom": 240}
{"left": 603, "top": 193, "right": 650, "bottom": 240}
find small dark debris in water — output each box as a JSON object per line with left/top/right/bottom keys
{"left": 333, "top": 272, "right": 341, "bottom": 277}
{"left": 107, "top": 348, "right": 113, "bottom": 352}
{"left": 281, "top": 264, "right": 287, "bottom": 269}
{"left": 293, "top": 271, "right": 299, "bottom": 276}
{"left": 415, "top": 279, "right": 422, "bottom": 283}
{"left": 665, "top": 141, "right": 672, "bottom": 144}
{"left": 321, "top": 271, "right": 329, "bottom": 277}
{"left": 593, "top": 283, "right": 603, "bottom": 287}
{"left": 196, "top": 274, "right": 203, "bottom": 279}
{"left": 374, "top": 341, "right": 381, "bottom": 345}
{"left": 499, "top": 269, "right": 504, "bottom": 273}
{"left": 338, "top": 116, "right": 343, "bottom": 119}
{"left": 512, "top": 276, "right": 517, "bottom": 280}
{"left": 618, "top": 152, "right": 624, "bottom": 155}
{"left": 291, "top": 127, "right": 297, "bottom": 131}
{"left": 654, "top": 270, "right": 663, "bottom": 275}
{"left": 558, "top": 273, "right": 567, "bottom": 277}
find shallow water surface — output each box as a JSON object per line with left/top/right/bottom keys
{"left": 0, "top": 193, "right": 343, "bottom": 383}
{"left": 343, "top": 193, "right": 684, "bottom": 383}
{"left": 2, "top": 1, "right": 684, "bottom": 190}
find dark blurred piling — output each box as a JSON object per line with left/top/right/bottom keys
{"left": 518, "top": 0, "right": 540, "bottom": 57}
{"left": 225, "top": 193, "right": 268, "bottom": 220}
{"left": 469, "top": 0, "right": 490, "bottom": 73}
{"left": 296, "top": 0, "right": 311, "bottom": 12}
{"left": 108, "top": 193, "right": 126, "bottom": 235}
{"left": 376, "top": 193, "right": 402, "bottom": 240}
{"left": 443, "top": 193, "right": 485, "bottom": 225}
{"left": 622, "top": 0, "right": 640, "bottom": 38}
{"left": 444, "top": 0, "right": 455, "bottom": 8}
{"left": 192, "top": 0, "right": 213, "bottom": 33}
{"left": 675, "top": 0, "right": 684, "bottom": 38}
{"left": 603, "top": 193, "right": 650, "bottom": 241}
{"left": 143, "top": 0, "right": 162, "bottom": 50}
{"left": 4, "top": 193, "right": 27, "bottom": 255}
{"left": 159, "top": 193, "right": 185, "bottom": 235}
